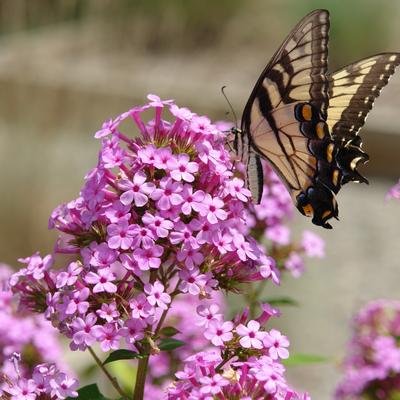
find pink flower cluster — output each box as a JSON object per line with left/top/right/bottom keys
{"left": 336, "top": 300, "right": 400, "bottom": 399}
{"left": 166, "top": 304, "right": 308, "bottom": 399}
{"left": 0, "top": 263, "right": 78, "bottom": 399}
{"left": 386, "top": 179, "right": 400, "bottom": 201}
{"left": 1, "top": 363, "right": 78, "bottom": 399}
{"left": 11, "top": 95, "right": 281, "bottom": 354}
{"left": 0, "top": 263, "right": 69, "bottom": 379}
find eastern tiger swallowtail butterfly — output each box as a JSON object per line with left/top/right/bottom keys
{"left": 232, "top": 9, "right": 400, "bottom": 229}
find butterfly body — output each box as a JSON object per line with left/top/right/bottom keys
{"left": 233, "top": 9, "right": 400, "bottom": 228}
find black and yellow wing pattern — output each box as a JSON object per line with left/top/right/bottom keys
{"left": 236, "top": 9, "right": 400, "bottom": 228}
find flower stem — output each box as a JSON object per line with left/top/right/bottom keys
{"left": 88, "top": 347, "right": 128, "bottom": 399}
{"left": 132, "top": 354, "right": 149, "bottom": 400}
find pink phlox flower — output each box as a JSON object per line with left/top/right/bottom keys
{"left": 107, "top": 219, "right": 137, "bottom": 250}
{"left": 226, "top": 177, "right": 251, "bottom": 202}
{"left": 190, "top": 218, "right": 215, "bottom": 244}
{"left": 120, "top": 318, "right": 146, "bottom": 345}
{"left": 56, "top": 261, "right": 82, "bottom": 288}
{"left": 169, "top": 104, "right": 195, "bottom": 121}
{"left": 144, "top": 281, "right": 171, "bottom": 310}
{"left": 151, "top": 177, "right": 184, "bottom": 210}
{"left": 258, "top": 303, "right": 281, "bottom": 325}
{"left": 130, "top": 294, "right": 154, "bottom": 320}
{"left": 266, "top": 224, "right": 291, "bottom": 246}
{"left": 94, "top": 112, "right": 130, "bottom": 139}
{"left": 168, "top": 154, "right": 199, "bottom": 183}
{"left": 284, "top": 252, "right": 304, "bottom": 278}
{"left": 142, "top": 213, "right": 173, "bottom": 238}
{"left": 212, "top": 232, "right": 233, "bottom": 255}
{"left": 95, "top": 323, "right": 121, "bottom": 352}
{"left": 236, "top": 320, "right": 266, "bottom": 349}
{"left": 147, "top": 93, "right": 173, "bottom": 108}
{"left": 119, "top": 170, "right": 155, "bottom": 207}
{"left": 177, "top": 245, "right": 204, "bottom": 269}
{"left": 105, "top": 200, "right": 131, "bottom": 223}
{"left": 181, "top": 185, "right": 205, "bottom": 215}
{"left": 204, "top": 320, "right": 234, "bottom": 347}
{"left": 199, "top": 374, "right": 229, "bottom": 395}
{"left": 3, "top": 378, "right": 37, "bottom": 400}
{"left": 301, "top": 230, "right": 325, "bottom": 258}
{"left": 71, "top": 313, "right": 102, "bottom": 348}
{"left": 49, "top": 372, "right": 79, "bottom": 399}
{"left": 97, "top": 302, "right": 120, "bottom": 322}
{"left": 89, "top": 242, "right": 119, "bottom": 268}
{"left": 66, "top": 288, "right": 90, "bottom": 315}
{"left": 386, "top": 179, "right": 400, "bottom": 201}
{"left": 119, "top": 253, "right": 140, "bottom": 274}
{"left": 133, "top": 245, "right": 163, "bottom": 270}
{"left": 101, "top": 140, "right": 127, "bottom": 169}
{"left": 196, "top": 304, "right": 223, "bottom": 328}
{"left": 233, "top": 234, "right": 257, "bottom": 261}
{"left": 84, "top": 267, "right": 117, "bottom": 293}
{"left": 130, "top": 225, "right": 156, "bottom": 249}
{"left": 263, "top": 329, "right": 290, "bottom": 360}
{"left": 179, "top": 268, "right": 208, "bottom": 295}
{"left": 196, "top": 140, "right": 224, "bottom": 167}
{"left": 18, "top": 252, "right": 53, "bottom": 280}
{"left": 190, "top": 116, "right": 216, "bottom": 135}
{"left": 170, "top": 222, "right": 199, "bottom": 249}
{"left": 153, "top": 147, "right": 174, "bottom": 170}
{"left": 137, "top": 144, "right": 157, "bottom": 166}
{"left": 199, "top": 194, "right": 227, "bottom": 224}
{"left": 259, "top": 255, "right": 280, "bottom": 285}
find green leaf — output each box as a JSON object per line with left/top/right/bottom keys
{"left": 262, "top": 296, "right": 299, "bottom": 307}
{"left": 159, "top": 338, "right": 186, "bottom": 351}
{"left": 67, "top": 384, "right": 110, "bottom": 400}
{"left": 103, "top": 349, "right": 146, "bottom": 365}
{"left": 283, "top": 353, "right": 328, "bottom": 366}
{"left": 159, "top": 326, "right": 181, "bottom": 337}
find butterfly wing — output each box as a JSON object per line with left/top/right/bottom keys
{"left": 327, "top": 53, "right": 400, "bottom": 183}
{"left": 241, "top": 9, "right": 338, "bottom": 228}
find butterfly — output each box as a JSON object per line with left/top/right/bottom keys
{"left": 232, "top": 9, "right": 400, "bottom": 228}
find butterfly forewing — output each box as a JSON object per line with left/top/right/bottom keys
{"left": 241, "top": 9, "right": 338, "bottom": 227}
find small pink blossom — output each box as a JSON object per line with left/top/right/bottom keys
{"left": 119, "top": 171, "right": 155, "bottom": 207}
{"left": 168, "top": 154, "right": 199, "bottom": 182}
{"left": 133, "top": 245, "right": 163, "bottom": 270}
{"left": 84, "top": 268, "right": 117, "bottom": 293}
{"left": 236, "top": 320, "right": 266, "bottom": 349}
{"left": 144, "top": 281, "right": 171, "bottom": 310}
{"left": 263, "top": 329, "right": 290, "bottom": 359}
{"left": 204, "top": 320, "right": 234, "bottom": 346}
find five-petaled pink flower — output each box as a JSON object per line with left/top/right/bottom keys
{"left": 236, "top": 320, "right": 266, "bottom": 349}
{"left": 168, "top": 154, "right": 199, "bottom": 182}
{"left": 199, "top": 194, "right": 227, "bottom": 224}
{"left": 133, "top": 245, "right": 163, "bottom": 270}
{"left": 263, "top": 329, "right": 290, "bottom": 360}
{"left": 84, "top": 268, "right": 117, "bottom": 293}
{"left": 144, "top": 281, "right": 171, "bottom": 310}
{"left": 119, "top": 170, "right": 155, "bottom": 207}
{"left": 107, "top": 219, "right": 137, "bottom": 250}
{"left": 204, "top": 320, "right": 234, "bottom": 346}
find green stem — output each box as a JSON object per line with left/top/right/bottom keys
{"left": 88, "top": 347, "right": 128, "bottom": 399}
{"left": 132, "top": 354, "right": 149, "bottom": 400}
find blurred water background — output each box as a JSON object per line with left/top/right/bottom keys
{"left": 0, "top": 1, "right": 400, "bottom": 398}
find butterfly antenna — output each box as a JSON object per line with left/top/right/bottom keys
{"left": 221, "top": 86, "right": 238, "bottom": 129}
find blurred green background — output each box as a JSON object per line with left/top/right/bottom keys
{"left": 0, "top": 1, "right": 400, "bottom": 399}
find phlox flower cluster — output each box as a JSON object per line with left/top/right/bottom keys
{"left": 0, "top": 263, "right": 69, "bottom": 379}
{"left": 10, "top": 95, "right": 281, "bottom": 355}
{"left": 0, "top": 263, "right": 78, "bottom": 399}
{"left": 1, "top": 363, "right": 78, "bottom": 400}
{"left": 336, "top": 300, "right": 400, "bottom": 399}
{"left": 145, "top": 292, "right": 225, "bottom": 399}
{"left": 166, "top": 303, "right": 309, "bottom": 399}
{"left": 386, "top": 179, "right": 400, "bottom": 201}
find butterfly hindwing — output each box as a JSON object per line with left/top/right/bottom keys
{"left": 327, "top": 53, "right": 400, "bottom": 184}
